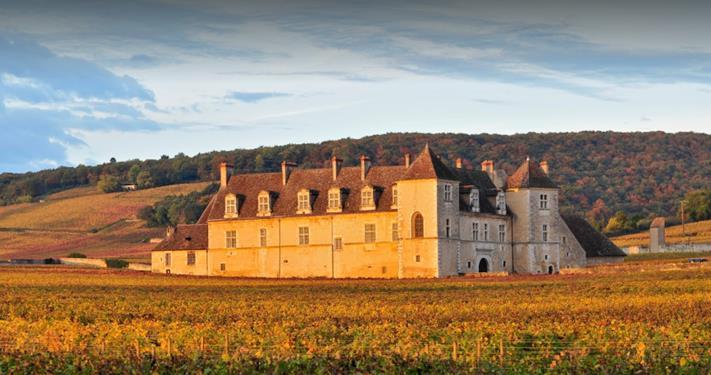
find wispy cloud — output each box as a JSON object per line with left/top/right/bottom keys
{"left": 226, "top": 91, "right": 292, "bottom": 103}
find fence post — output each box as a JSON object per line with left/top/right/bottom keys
{"left": 499, "top": 338, "right": 504, "bottom": 366}
{"left": 476, "top": 339, "right": 481, "bottom": 369}
{"left": 134, "top": 339, "right": 141, "bottom": 359}
{"left": 452, "top": 341, "right": 458, "bottom": 361}
{"left": 200, "top": 336, "right": 205, "bottom": 354}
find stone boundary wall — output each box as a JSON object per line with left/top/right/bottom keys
{"left": 623, "top": 243, "right": 711, "bottom": 255}
{"left": 128, "top": 263, "right": 151, "bottom": 271}
{"left": 59, "top": 258, "right": 107, "bottom": 268}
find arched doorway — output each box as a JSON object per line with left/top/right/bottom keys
{"left": 547, "top": 265, "right": 554, "bottom": 274}
{"left": 478, "top": 258, "right": 489, "bottom": 273}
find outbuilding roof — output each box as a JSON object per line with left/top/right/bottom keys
{"left": 561, "top": 214, "right": 626, "bottom": 258}
{"left": 153, "top": 224, "right": 208, "bottom": 251}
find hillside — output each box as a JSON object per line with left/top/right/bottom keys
{"left": 0, "top": 182, "right": 210, "bottom": 261}
{"left": 1, "top": 132, "right": 710, "bottom": 225}
{"left": 611, "top": 219, "right": 711, "bottom": 248}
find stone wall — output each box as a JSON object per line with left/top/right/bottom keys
{"left": 623, "top": 243, "right": 711, "bottom": 254}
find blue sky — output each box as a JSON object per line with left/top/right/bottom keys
{"left": 1, "top": 0, "right": 710, "bottom": 173}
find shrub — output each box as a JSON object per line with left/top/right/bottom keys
{"left": 105, "top": 259, "right": 129, "bottom": 269}
{"left": 67, "top": 252, "right": 87, "bottom": 258}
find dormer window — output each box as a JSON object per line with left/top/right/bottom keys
{"left": 496, "top": 191, "right": 506, "bottom": 215}
{"left": 224, "top": 194, "right": 238, "bottom": 218}
{"left": 469, "top": 190, "right": 480, "bottom": 213}
{"left": 361, "top": 186, "right": 375, "bottom": 211}
{"left": 327, "top": 188, "right": 342, "bottom": 213}
{"left": 257, "top": 191, "right": 271, "bottom": 216}
{"left": 297, "top": 189, "right": 312, "bottom": 214}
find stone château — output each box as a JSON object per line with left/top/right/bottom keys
{"left": 152, "top": 145, "right": 625, "bottom": 277}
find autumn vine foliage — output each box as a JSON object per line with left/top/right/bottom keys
{"left": 1, "top": 263, "right": 710, "bottom": 373}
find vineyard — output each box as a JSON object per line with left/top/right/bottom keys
{"left": 1, "top": 261, "right": 710, "bottom": 373}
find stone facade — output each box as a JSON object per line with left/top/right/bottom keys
{"left": 153, "top": 146, "right": 621, "bottom": 278}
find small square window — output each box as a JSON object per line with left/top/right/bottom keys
{"left": 220, "top": 263, "right": 226, "bottom": 271}
{"left": 415, "top": 255, "right": 421, "bottom": 263}
{"left": 334, "top": 237, "right": 343, "bottom": 250}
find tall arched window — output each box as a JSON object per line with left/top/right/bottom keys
{"left": 412, "top": 212, "right": 424, "bottom": 238}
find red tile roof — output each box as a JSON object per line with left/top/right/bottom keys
{"left": 402, "top": 144, "right": 459, "bottom": 181}
{"left": 193, "top": 145, "right": 500, "bottom": 220}
{"left": 506, "top": 159, "right": 557, "bottom": 189}
{"left": 153, "top": 224, "right": 208, "bottom": 251}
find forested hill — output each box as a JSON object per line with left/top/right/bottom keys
{"left": 1, "top": 132, "right": 709, "bottom": 227}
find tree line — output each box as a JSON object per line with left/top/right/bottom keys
{"left": 1, "top": 131, "right": 709, "bottom": 230}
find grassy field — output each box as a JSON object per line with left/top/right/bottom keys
{"left": 0, "top": 183, "right": 209, "bottom": 261}
{"left": 612, "top": 219, "right": 711, "bottom": 248}
{"left": 0, "top": 262, "right": 709, "bottom": 373}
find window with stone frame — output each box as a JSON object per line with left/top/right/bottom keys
{"left": 257, "top": 191, "right": 271, "bottom": 215}
{"left": 259, "top": 228, "right": 267, "bottom": 247}
{"left": 443, "top": 184, "right": 453, "bottom": 202}
{"left": 542, "top": 225, "right": 549, "bottom": 242}
{"left": 333, "top": 237, "right": 343, "bottom": 250}
{"left": 496, "top": 191, "right": 506, "bottom": 215}
{"left": 297, "top": 190, "right": 311, "bottom": 214}
{"left": 445, "top": 218, "right": 451, "bottom": 238}
{"left": 498, "top": 224, "right": 505, "bottom": 242}
{"left": 327, "top": 188, "right": 341, "bottom": 212}
{"left": 539, "top": 193, "right": 549, "bottom": 210}
{"left": 412, "top": 212, "right": 424, "bottom": 238}
{"left": 361, "top": 187, "right": 375, "bottom": 210}
{"left": 298, "top": 226, "right": 310, "bottom": 245}
{"left": 470, "top": 190, "right": 480, "bottom": 212}
{"left": 165, "top": 252, "right": 171, "bottom": 267}
{"left": 225, "top": 194, "right": 237, "bottom": 217}
{"left": 364, "top": 223, "right": 376, "bottom": 243}
{"left": 187, "top": 251, "right": 196, "bottom": 265}
{"left": 225, "top": 230, "right": 237, "bottom": 248}
{"left": 483, "top": 223, "right": 489, "bottom": 241}
{"left": 472, "top": 222, "right": 479, "bottom": 241}
{"left": 391, "top": 222, "right": 399, "bottom": 241}
{"left": 391, "top": 185, "right": 398, "bottom": 208}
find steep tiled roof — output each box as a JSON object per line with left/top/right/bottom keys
{"left": 203, "top": 165, "right": 406, "bottom": 220}
{"left": 401, "top": 145, "right": 459, "bottom": 181}
{"left": 154, "top": 224, "right": 208, "bottom": 251}
{"left": 506, "top": 160, "right": 557, "bottom": 189}
{"left": 561, "top": 214, "right": 626, "bottom": 258}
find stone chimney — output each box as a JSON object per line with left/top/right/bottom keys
{"left": 360, "top": 154, "right": 371, "bottom": 181}
{"left": 540, "top": 161, "right": 549, "bottom": 175}
{"left": 331, "top": 155, "right": 343, "bottom": 181}
{"left": 455, "top": 158, "right": 463, "bottom": 169}
{"left": 481, "top": 160, "right": 494, "bottom": 175}
{"left": 219, "top": 161, "right": 233, "bottom": 188}
{"left": 281, "top": 161, "right": 297, "bottom": 186}
{"left": 404, "top": 153, "right": 411, "bottom": 168}
{"left": 165, "top": 225, "right": 176, "bottom": 238}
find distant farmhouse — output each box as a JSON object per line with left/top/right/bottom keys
{"left": 153, "top": 145, "right": 625, "bottom": 278}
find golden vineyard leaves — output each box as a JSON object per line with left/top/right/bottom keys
{"left": 0, "top": 265, "right": 710, "bottom": 373}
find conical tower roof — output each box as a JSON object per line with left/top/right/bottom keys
{"left": 506, "top": 159, "right": 557, "bottom": 189}
{"left": 402, "top": 144, "right": 458, "bottom": 181}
